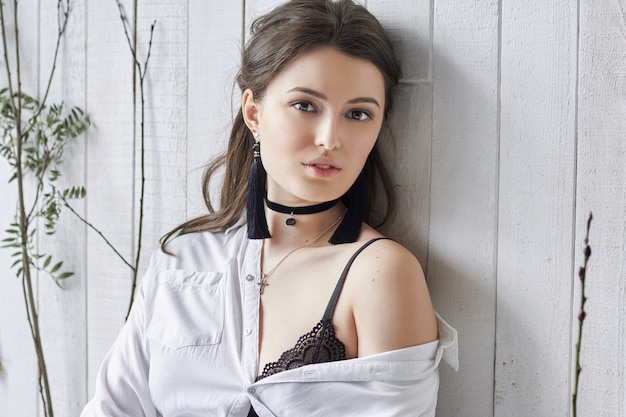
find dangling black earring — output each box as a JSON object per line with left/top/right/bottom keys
{"left": 329, "top": 171, "right": 366, "bottom": 244}
{"left": 246, "top": 132, "right": 271, "bottom": 239}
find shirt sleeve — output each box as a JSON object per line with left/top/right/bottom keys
{"left": 81, "top": 254, "right": 159, "bottom": 417}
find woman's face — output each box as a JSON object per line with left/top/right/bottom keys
{"left": 242, "top": 46, "right": 386, "bottom": 206}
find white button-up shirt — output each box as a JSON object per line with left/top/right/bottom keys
{"left": 81, "top": 221, "right": 458, "bottom": 417}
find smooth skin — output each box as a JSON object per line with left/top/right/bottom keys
{"left": 242, "top": 46, "right": 437, "bottom": 372}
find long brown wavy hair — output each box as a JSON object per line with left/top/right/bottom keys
{"left": 161, "top": 0, "right": 401, "bottom": 249}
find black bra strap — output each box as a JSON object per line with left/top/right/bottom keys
{"left": 322, "top": 237, "right": 390, "bottom": 321}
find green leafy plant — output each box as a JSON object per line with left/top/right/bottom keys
{"left": 0, "top": 0, "right": 90, "bottom": 417}
{"left": 0, "top": 0, "right": 158, "bottom": 410}
{"left": 0, "top": 1, "right": 90, "bottom": 416}
{"left": 0, "top": 95, "right": 89, "bottom": 284}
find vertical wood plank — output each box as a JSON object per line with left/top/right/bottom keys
{"left": 429, "top": 1, "right": 500, "bottom": 416}
{"left": 575, "top": 0, "right": 626, "bottom": 415}
{"left": 0, "top": 1, "right": 40, "bottom": 416}
{"left": 244, "top": 0, "right": 283, "bottom": 32}
{"left": 496, "top": 1, "right": 578, "bottom": 415}
{"left": 37, "top": 0, "right": 88, "bottom": 415}
{"left": 368, "top": 0, "right": 431, "bottom": 81}
{"left": 85, "top": 0, "right": 135, "bottom": 397}
{"left": 134, "top": 0, "right": 189, "bottom": 273}
{"left": 187, "top": 0, "right": 243, "bottom": 217}
{"left": 366, "top": 0, "right": 432, "bottom": 269}
{"left": 378, "top": 82, "right": 432, "bottom": 266}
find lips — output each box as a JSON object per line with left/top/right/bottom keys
{"left": 304, "top": 157, "right": 340, "bottom": 170}
{"left": 303, "top": 158, "right": 341, "bottom": 177}
{"left": 312, "top": 163, "right": 333, "bottom": 169}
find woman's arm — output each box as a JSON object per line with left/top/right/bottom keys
{"left": 350, "top": 239, "right": 438, "bottom": 357}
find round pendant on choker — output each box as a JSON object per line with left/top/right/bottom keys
{"left": 265, "top": 198, "right": 339, "bottom": 227}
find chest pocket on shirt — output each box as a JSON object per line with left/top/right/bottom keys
{"left": 146, "top": 270, "right": 225, "bottom": 349}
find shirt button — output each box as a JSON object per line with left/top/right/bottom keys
{"left": 245, "top": 274, "right": 255, "bottom": 282}
{"left": 248, "top": 386, "right": 256, "bottom": 394}
{"left": 244, "top": 328, "right": 252, "bottom": 336}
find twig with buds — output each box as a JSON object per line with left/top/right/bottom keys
{"left": 572, "top": 212, "right": 592, "bottom": 417}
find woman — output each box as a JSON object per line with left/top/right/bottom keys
{"left": 82, "top": 1, "right": 457, "bottom": 416}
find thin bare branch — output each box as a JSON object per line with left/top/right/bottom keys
{"left": 572, "top": 212, "right": 593, "bottom": 417}
{"left": 25, "top": 0, "right": 72, "bottom": 134}
{"left": 0, "top": 2, "right": 17, "bottom": 113}
{"left": 59, "top": 191, "right": 135, "bottom": 271}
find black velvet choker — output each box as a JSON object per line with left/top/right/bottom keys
{"left": 265, "top": 198, "right": 339, "bottom": 226}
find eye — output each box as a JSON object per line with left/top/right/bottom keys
{"left": 292, "top": 101, "right": 316, "bottom": 112}
{"left": 345, "top": 110, "right": 372, "bottom": 121}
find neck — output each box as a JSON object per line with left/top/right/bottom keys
{"left": 265, "top": 197, "right": 339, "bottom": 215}
{"left": 264, "top": 201, "right": 346, "bottom": 249}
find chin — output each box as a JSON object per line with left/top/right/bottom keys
{"left": 270, "top": 178, "right": 352, "bottom": 205}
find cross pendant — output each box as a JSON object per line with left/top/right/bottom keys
{"left": 258, "top": 273, "right": 268, "bottom": 295}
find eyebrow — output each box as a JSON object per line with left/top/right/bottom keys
{"left": 287, "top": 87, "right": 381, "bottom": 108}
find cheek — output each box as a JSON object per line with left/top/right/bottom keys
{"left": 349, "top": 131, "right": 379, "bottom": 162}
{"left": 259, "top": 130, "right": 304, "bottom": 174}
{"left": 276, "top": 126, "right": 309, "bottom": 152}
{"left": 263, "top": 113, "right": 310, "bottom": 151}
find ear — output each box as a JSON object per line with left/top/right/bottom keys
{"left": 242, "top": 89, "right": 260, "bottom": 132}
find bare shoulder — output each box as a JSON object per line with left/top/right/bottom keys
{"left": 347, "top": 233, "right": 438, "bottom": 357}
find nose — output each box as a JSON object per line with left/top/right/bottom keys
{"left": 314, "top": 115, "right": 341, "bottom": 150}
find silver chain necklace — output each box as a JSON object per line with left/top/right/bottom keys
{"left": 258, "top": 210, "right": 346, "bottom": 295}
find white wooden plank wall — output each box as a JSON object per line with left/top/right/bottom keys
{"left": 497, "top": 0, "right": 579, "bottom": 414}
{"left": 135, "top": 0, "right": 188, "bottom": 260}
{"left": 367, "top": 0, "right": 432, "bottom": 277}
{"left": 187, "top": 0, "right": 243, "bottom": 217}
{"left": 576, "top": 1, "right": 626, "bottom": 416}
{"left": 0, "top": 1, "right": 624, "bottom": 416}
{"left": 85, "top": 0, "right": 137, "bottom": 399}
{"left": 429, "top": 1, "right": 499, "bottom": 416}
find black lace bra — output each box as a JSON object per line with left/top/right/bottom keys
{"left": 248, "top": 238, "right": 387, "bottom": 416}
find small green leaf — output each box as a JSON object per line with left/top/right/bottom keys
{"left": 43, "top": 255, "right": 52, "bottom": 268}
{"left": 56, "top": 271, "right": 74, "bottom": 280}
{"left": 49, "top": 169, "right": 60, "bottom": 182}
{"left": 50, "top": 261, "right": 63, "bottom": 273}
